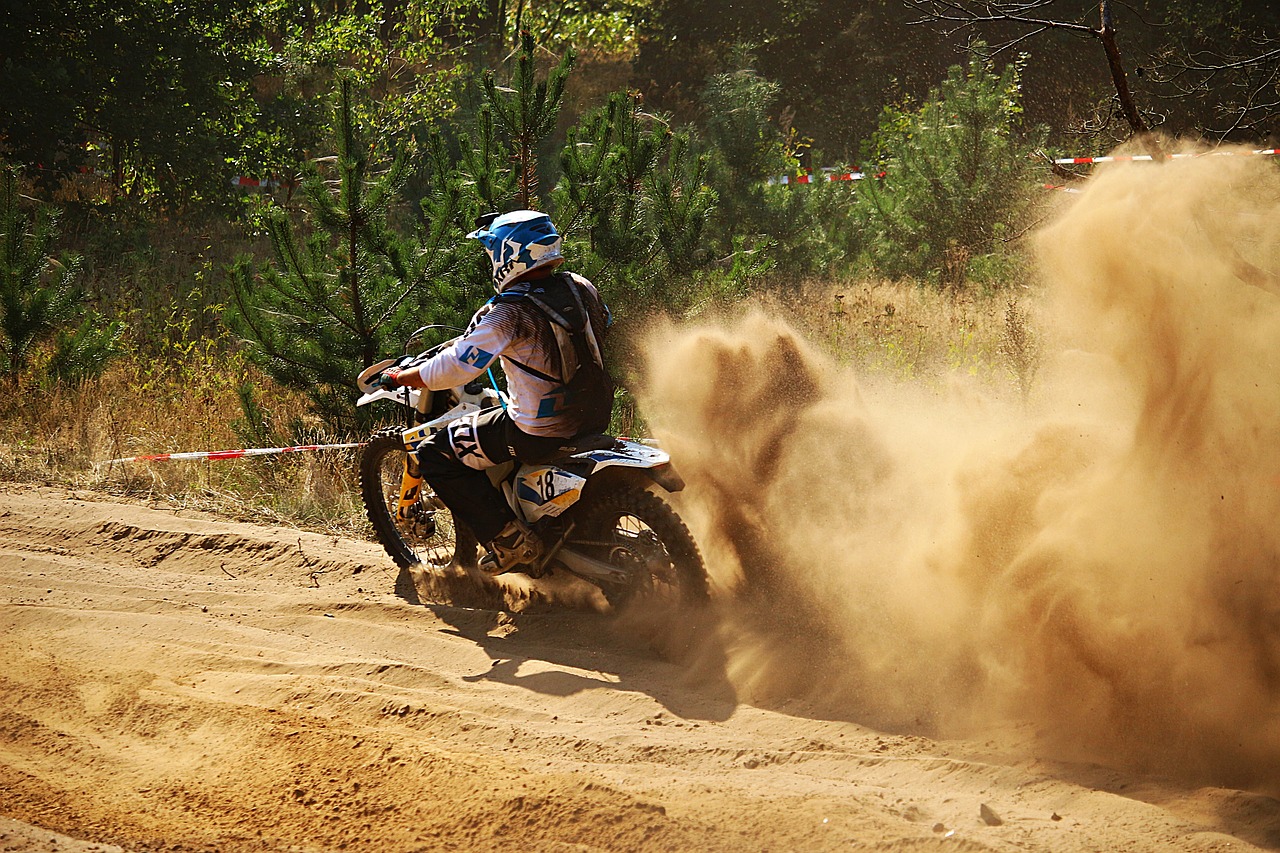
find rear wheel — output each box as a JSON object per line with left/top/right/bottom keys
{"left": 360, "top": 427, "right": 478, "bottom": 571}
{"left": 570, "top": 486, "right": 708, "bottom": 611}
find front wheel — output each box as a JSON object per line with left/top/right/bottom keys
{"left": 569, "top": 485, "right": 708, "bottom": 612}
{"left": 359, "top": 427, "right": 478, "bottom": 571}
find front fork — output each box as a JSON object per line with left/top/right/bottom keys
{"left": 396, "top": 447, "right": 424, "bottom": 523}
{"left": 395, "top": 424, "right": 433, "bottom": 522}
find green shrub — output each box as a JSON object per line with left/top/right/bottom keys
{"left": 0, "top": 164, "right": 124, "bottom": 384}
{"left": 854, "top": 49, "right": 1041, "bottom": 288}
{"left": 699, "top": 50, "right": 857, "bottom": 279}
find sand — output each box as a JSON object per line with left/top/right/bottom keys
{"left": 0, "top": 484, "right": 1277, "bottom": 851}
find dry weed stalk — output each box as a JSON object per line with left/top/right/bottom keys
{"left": 998, "top": 297, "right": 1042, "bottom": 401}
{"left": 783, "top": 278, "right": 1010, "bottom": 386}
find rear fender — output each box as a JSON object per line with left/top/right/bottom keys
{"left": 572, "top": 440, "right": 686, "bottom": 494}
{"left": 647, "top": 462, "right": 686, "bottom": 492}
{"left": 584, "top": 464, "right": 685, "bottom": 495}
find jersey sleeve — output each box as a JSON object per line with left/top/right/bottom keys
{"left": 416, "top": 303, "right": 518, "bottom": 391}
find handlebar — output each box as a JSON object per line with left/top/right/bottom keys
{"left": 406, "top": 324, "right": 464, "bottom": 355}
{"left": 397, "top": 336, "right": 458, "bottom": 370}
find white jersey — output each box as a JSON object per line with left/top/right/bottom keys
{"left": 417, "top": 272, "right": 608, "bottom": 437}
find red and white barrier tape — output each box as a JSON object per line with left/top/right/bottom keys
{"left": 1054, "top": 148, "right": 1278, "bottom": 165}
{"left": 769, "top": 147, "right": 1277, "bottom": 186}
{"left": 230, "top": 176, "right": 281, "bottom": 188}
{"left": 101, "top": 442, "right": 364, "bottom": 465}
{"left": 768, "top": 170, "right": 873, "bottom": 185}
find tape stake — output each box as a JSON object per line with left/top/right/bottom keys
{"left": 101, "top": 441, "right": 365, "bottom": 466}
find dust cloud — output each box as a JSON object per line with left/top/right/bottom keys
{"left": 637, "top": 150, "right": 1280, "bottom": 792}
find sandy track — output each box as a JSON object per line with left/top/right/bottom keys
{"left": 0, "top": 485, "right": 1277, "bottom": 852}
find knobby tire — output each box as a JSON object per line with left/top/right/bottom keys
{"left": 570, "top": 485, "right": 709, "bottom": 611}
{"left": 359, "top": 427, "right": 477, "bottom": 571}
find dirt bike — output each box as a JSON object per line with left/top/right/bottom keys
{"left": 354, "top": 329, "right": 709, "bottom": 613}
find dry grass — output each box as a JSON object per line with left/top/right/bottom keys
{"left": 0, "top": 337, "right": 369, "bottom": 538}
{"left": 765, "top": 277, "right": 1038, "bottom": 394}
{"left": 0, "top": 274, "right": 1042, "bottom": 535}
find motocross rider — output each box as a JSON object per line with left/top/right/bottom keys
{"left": 371, "top": 210, "right": 613, "bottom": 573}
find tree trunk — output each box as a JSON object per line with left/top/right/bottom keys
{"left": 1097, "top": 0, "right": 1148, "bottom": 136}
{"left": 379, "top": 0, "right": 407, "bottom": 44}
{"left": 517, "top": 138, "right": 536, "bottom": 208}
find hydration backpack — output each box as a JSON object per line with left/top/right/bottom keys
{"left": 494, "top": 274, "right": 615, "bottom": 436}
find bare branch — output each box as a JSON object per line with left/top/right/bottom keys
{"left": 907, "top": 0, "right": 1150, "bottom": 137}
{"left": 1178, "top": 47, "right": 1280, "bottom": 74}
{"left": 905, "top": 0, "right": 1094, "bottom": 34}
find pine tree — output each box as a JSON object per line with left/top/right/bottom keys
{"left": 226, "top": 77, "right": 468, "bottom": 430}
{"left": 554, "top": 93, "right": 719, "bottom": 315}
{"left": 456, "top": 106, "right": 519, "bottom": 213}
{"left": 0, "top": 164, "right": 123, "bottom": 384}
{"left": 647, "top": 132, "right": 718, "bottom": 278}
{"left": 855, "top": 49, "right": 1040, "bottom": 287}
{"left": 557, "top": 91, "right": 668, "bottom": 268}
{"left": 481, "top": 30, "right": 575, "bottom": 208}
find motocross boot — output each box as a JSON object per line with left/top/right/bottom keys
{"left": 478, "top": 521, "right": 544, "bottom": 575}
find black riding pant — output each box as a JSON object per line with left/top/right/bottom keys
{"left": 417, "top": 407, "right": 570, "bottom": 545}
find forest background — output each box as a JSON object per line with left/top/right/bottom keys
{"left": 1, "top": 0, "right": 1277, "bottom": 528}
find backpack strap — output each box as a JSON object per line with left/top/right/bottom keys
{"left": 500, "top": 273, "right": 588, "bottom": 334}
{"left": 542, "top": 276, "right": 603, "bottom": 371}
{"left": 492, "top": 274, "right": 602, "bottom": 383}
{"left": 502, "top": 356, "right": 561, "bottom": 384}
{"left": 491, "top": 274, "right": 586, "bottom": 379}
{"left": 521, "top": 293, "right": 574, "bottom": 331}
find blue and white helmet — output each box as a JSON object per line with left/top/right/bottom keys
{"left": 467, "top": 209, "right": 564, "bottom": 292}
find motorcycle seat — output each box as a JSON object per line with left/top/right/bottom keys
{"left": 549, "top": 433, "right": 617, "bottom": 459}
